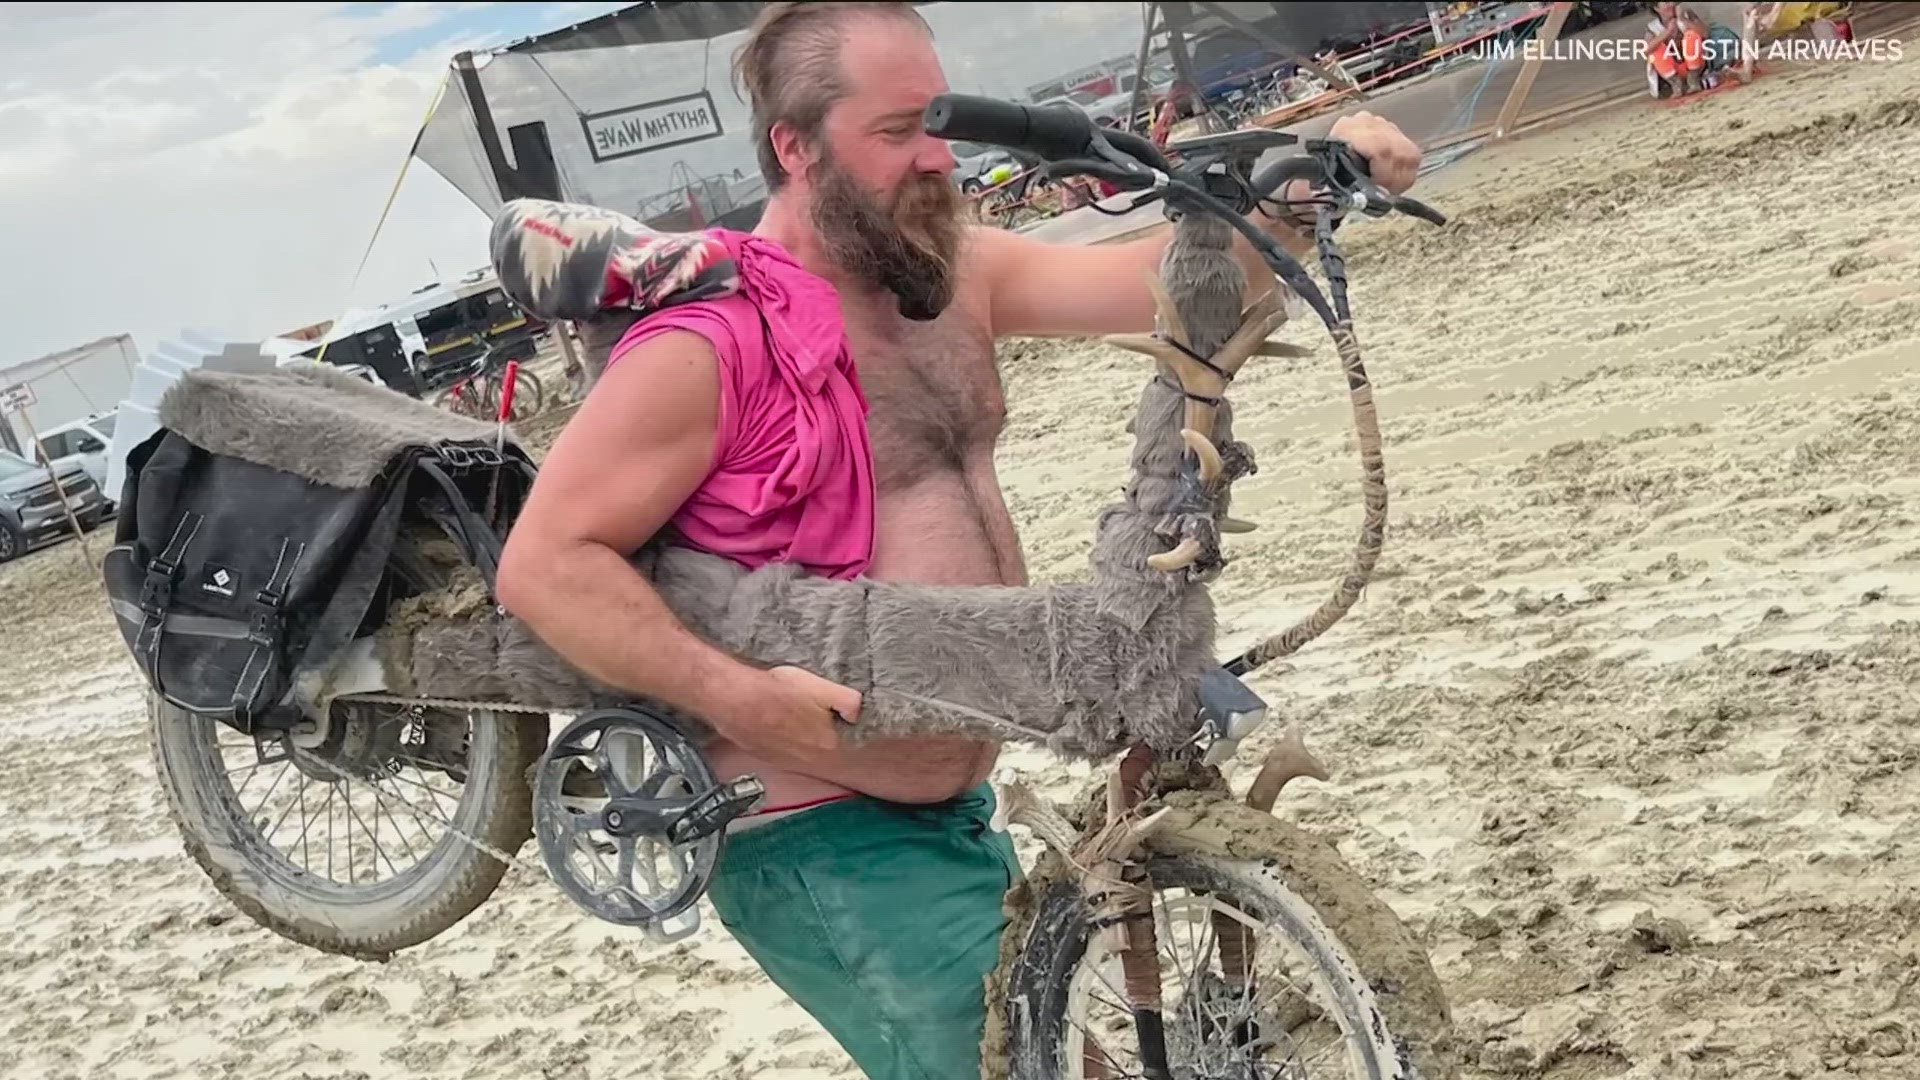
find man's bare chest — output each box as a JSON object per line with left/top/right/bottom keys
{"left": 843, "top": 305, "right": 1007, "bottom": 486}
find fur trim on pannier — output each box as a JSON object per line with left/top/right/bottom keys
{"left": 157, "top": 361, "right": 511, "bottom": 489}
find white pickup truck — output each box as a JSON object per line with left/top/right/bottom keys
{"left": 33, "top": 412, "right": 119, "bottom": 515}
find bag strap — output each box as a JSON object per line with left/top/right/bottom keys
{"left": 135, "top": 510, "right": 203, "bottom": 666}
{"left": 230, "top": 536, "right": 306, "bottom": 726}
{"left": 409, "top": 440, "right": 539, "bottom": 594}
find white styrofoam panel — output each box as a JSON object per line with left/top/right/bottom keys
{"left": 105, "top": 333, "right": 276, "bottom": 502}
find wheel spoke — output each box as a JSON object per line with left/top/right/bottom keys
{"left": 380, "top": 766, "right": 466, "bottom": 833}
{"left": 339, "top": 782, "right": 400, "bottom": 880}
{"left": 371, "top": 777, "right": 423, "bottom": 864}
{"left": 296, "top": 774, "right": 315, "bottom": 874}
{"left": 248, "top": 758, "right": 294, "bottom": 827}
{"left": 1055, "top": 879, "right": 1383, "bottom": 1080}
{"left": 326, "top": 782, "right": 336, "bottom": 879}
{"left": 260, "top": 769, "right": 308, "bottom": 847}
{"left": 345, "top": 780, "right": 355, "bottom": 885}
{"left": 1065, "top": 1012, "right": 1145, "bottom": 1080}
{"left": 1245, "top": 966, "right": 1321, "bottom": 1032}
{"left": 1294, "top": 1027, "right": 1349, "bottom": 1073}
{"left": 382, "top": 757, "right": 460, "bottom": 814}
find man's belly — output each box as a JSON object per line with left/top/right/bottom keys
{"left": 715, "top": 469, "right": 1023, "bottom": 812}
{"left": 708, "top": 740, "right": 863, "bottom": 814}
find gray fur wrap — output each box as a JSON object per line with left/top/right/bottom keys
{"left": 154, "top": 216, "right": 1258, "bottom": 762}
{"left": 157, "top": 362, "right": 514, "bottom": 489}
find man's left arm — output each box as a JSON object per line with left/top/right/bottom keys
{"left": 977, "top": 112, "right": 1422, "bottom": 341}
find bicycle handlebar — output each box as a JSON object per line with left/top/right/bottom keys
{"left": 925, "top": 93, "right": 1450, "bottom": 330}
{"left": 923, "top": 96, "right": 1099, "bottom": 164}
{"left": 922, "top": 93, "right": 1451, "bottom": 679}
{"left": 923, "top": 92, "right": 1444, "bottom": 237}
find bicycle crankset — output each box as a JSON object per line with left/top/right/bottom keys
{"left": 531, "top": 707, "right": 765, "bottom": 940}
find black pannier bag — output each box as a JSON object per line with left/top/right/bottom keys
{"left": 103, "top": 395, "right": 536, "bottom": 735}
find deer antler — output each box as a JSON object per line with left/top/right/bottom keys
{"left": 1146, "top": 272, "right": 1191, "bottom": 349}
{"left": 1108, "top": 286, "right": 1293, "bottom": 459}
{"left": 1212, "top": 290, "right": 1292, "bottom": 379}
{"left": 1245, "top": 722, "right": 1330, "bottom": 812}
{"left": 992, "top": 778, "right": 1081, "bottom": 855}
{"left": 1145, "top": 536, "right": 1205, "bottom": 572}
{"left": 1180, "top": 428, "right": 1224, "bottom": 488}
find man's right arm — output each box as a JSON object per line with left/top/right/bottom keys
{"left": 493, "top": 329, "right": 850, "bottom": 758}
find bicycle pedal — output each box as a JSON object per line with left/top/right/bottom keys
{"left": 531, "top": 707, "right": 733, "bottom": 932}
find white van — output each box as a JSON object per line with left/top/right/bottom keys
{"left": 313, "top": 269, "right": 544, "bottom": 396}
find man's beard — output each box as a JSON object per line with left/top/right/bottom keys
{"left": 809, "top": 149, "right": 964, "bottom": 322}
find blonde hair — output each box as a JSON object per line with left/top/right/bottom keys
{"left": 732, "top": 2, "right": 932, "bottom": 188}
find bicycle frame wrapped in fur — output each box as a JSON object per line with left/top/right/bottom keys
{"left": 151, "top": 201, "right": 1295, "bottom": 761}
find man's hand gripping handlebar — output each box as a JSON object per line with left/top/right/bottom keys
{"left": 923, "top": 94, "right": 1447, "bottom": 681}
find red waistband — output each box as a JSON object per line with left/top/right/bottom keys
{"left": 742, "top": 792, "right": 857, "bottom": 818}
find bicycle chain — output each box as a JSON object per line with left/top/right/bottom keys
{"left": 338, "top": 691, "right": 555, "bottom": 716}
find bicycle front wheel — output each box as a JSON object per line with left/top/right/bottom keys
{"left": 995, "top": 798, "right": 1457, "bottom": 1080}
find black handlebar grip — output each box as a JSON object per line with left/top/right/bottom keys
{"left": 923, "top": 94, "right": 1097, "bottom": 163}
{"left": 1394, "top": 195, "right": 1448, "bottom": 226}
{"left": 1250, "top": 155, "right": 1326, "bottom": 199}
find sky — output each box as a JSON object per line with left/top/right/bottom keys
{"left": 1, "top": 1, "right": 1147, "bottom": 373}
{"left": 1, "top": 1, "right": 631, "bottom": 368}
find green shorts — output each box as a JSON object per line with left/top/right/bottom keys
{"left": 707, "top": 783, "right": 1021, "bottom": 1080}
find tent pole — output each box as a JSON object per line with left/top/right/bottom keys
{"left": 1126, "top": 3, "right": 1163, "bottom": 134}
{"left": 455, "top": 50, "right": 526, "bottom": 204}
{"left": 1159, "top": 2, "right": 1227, "bottom": 133}
{"left": 1492, "top": 1, "right": 1573, "bottom": 141}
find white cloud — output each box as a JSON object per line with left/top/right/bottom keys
{"left": 0, "top": 2, "right": 508, "bottom": 366}
{"left": 0, "top": 0, "right": 1153, "bottom": 377}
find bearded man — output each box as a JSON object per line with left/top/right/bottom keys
{"left": 494, "top": 4, "right": 1422, "bottom": 1077}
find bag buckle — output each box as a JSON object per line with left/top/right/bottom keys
{"left": 437, "top": 441, "right": 504, "bottom": 471}
{"left": 139, "top": 558, "right": 180, "bottom": 618}
{"left": 247, "top": 580, "right": 285, "bottom": 646}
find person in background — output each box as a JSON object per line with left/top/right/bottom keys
{"left": 1646, "top": 2, "right": 1712, "bottom": 96}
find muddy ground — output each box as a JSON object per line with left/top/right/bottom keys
{"left": 2, "top": 38, "right": 1917, "bottom": 1080}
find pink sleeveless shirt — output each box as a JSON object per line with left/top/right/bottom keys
{"left": 606, "top": 229, "right": 876, "bottom": 581}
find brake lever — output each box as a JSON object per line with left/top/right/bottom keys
{"left": 1303, "top": 137, "right": 1446, "bottom": 227}
{"left": 1392, "top": 194, "right": 1448, "bottom": 226}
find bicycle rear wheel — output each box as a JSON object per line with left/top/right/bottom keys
{"left": 146, "top": 531, "right": 550, "bottom": 959}
{"left": 149, "top": 698, "right": 548, "bottom": 959}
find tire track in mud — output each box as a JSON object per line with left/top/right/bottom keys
{"left": 2, "top": 42, "right": 1917, "bottom": 1080}
{"left": 1004, "top": 45, "right": 1920, "bottom": 1080}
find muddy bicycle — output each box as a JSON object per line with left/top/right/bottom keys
{"left": 431, "top": 339, "right": 545, "bottom": 423}
{"left": 128, "top": 93, "right": 1458, "bottom": 1080}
